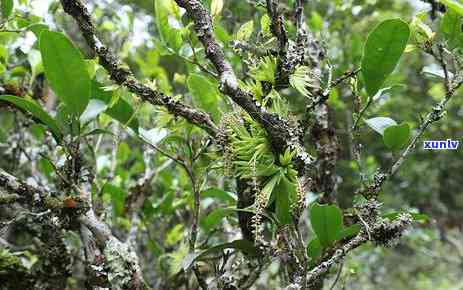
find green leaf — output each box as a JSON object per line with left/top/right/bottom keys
{"left": 261, "top": 173, "right": 281, "bottom": 202}
{"left": 383, "top": 123, "right": 410, "bottom": 151}
{"left": 364, "top": 117, "right": 397, "bottom": 135}
{"left": 307, "top": 238, "right": 323, "bottom": 262}
{"left": 236, "top": 20, "right": 254, "bottom": 41}
{"left": 309, "top": 11, "right": 324, "bottom": 32}
{"left": 0, "top": 95, "right": 62, "bottom": 142}
{"left": 249, "top": 56, "right": 276, "bottom": 83}
{"left": 187, "top": 73, "right": 220, "bottom": 120}
{"left": 28, "top": 23, "right": 48, "bottom": 39}
{"left": 441, "top": 8, "right": 463, "bottom": 49}
{"left": 80, "top": 99, "right": 108, "bottom": 124}
{"left": 154, "top": 0, "right": 183, "bottom": 52}
{"left": 40, "top": 31, "right": 91, "bottom": 116}
{"left": 28, "top": 49, "right": 43, "bottom": 79}
{"left": 166, "top": 224, "right": 184, "bottom": 246}
{"left": 91, "top": 81, "right": 139, "bottom": 132}
{"left": 441, "top": 0, "right": 463, "bottom": 16}
{"left": 201, "top": 188, "right": 237, "bottom": 203}
{"left": 361, "top": 19, "right": 410, "bottom": 96}
{"left": 337, "top": 224, "right": 361, "bottom": 240}
{"left": 101, "top": 183, "right": 127, "bottom": 217}
{"left": 310, "top": 203, "right": 343, "bottom": 248}
{"left": 182, "top": 240, "right": 258, "bottom": 270}
{"left": 275, "top": 190, "right": 291, "bottom": 225}
{"left": 211, "top": 0, "right": 224, "bottom": 18}
{"left": 116, "top": 142, "right": 131, "bottom": 163}
{"left": 261, "top": 14, "right": 271, "bottom": 36}
{"left": 275, "top": 177, "right": 295, "bottom": 225}
{"left": 200, "top": 207, "right": 235, "bottom": 231}
{"left": 214, "top": 21, "right": 232, "bottom": 43}
{"left": 1, "top": 0, "right": 13, "bottom": 19}
{"left": 38, "top": 157, "right": 54, "bottom": 177}
{"left": 139, "top": 128, "right": 168, "bottom": 146}
{"left": 411, "top": 16, "right": 434, "bottom": 43}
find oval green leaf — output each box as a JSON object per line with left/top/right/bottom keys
{"left": 307, "top": 237, "right": 323, "bottom": 262}
{"left": 441, "top": 0, "right": 463, "bottom": 16}
{"left": 441, "top": 8, "right": 463, "bottom": 49}
{"left": 91, "top": 81, "right": 139, "bottom": 132}
{"left": 40, "top": 31, "right": 91, "bottom": 117}
{"left": 80, "top": 99, "right": 108, "bottom": 124}
{"left": 182, "top": 239, "right": 258, "bottom": 270}
{"left": 101, "top": 183, "right": 127, "bottom": 217}
{"left": 187, "top": 73, "right": 221, "bottom": 121}
{"left": 275, "top": 177, "right": 296, "bottom": 225}
{"left": 200, "top": 207, "right": 235, "bottom": 231}
{"left": 361, "top": 19, "right": 410, "bottom": 96}
{"left": 1, "top": 0, "right": 13, "bottom": 19}
{"left": 383, "top": 123, "right": 410, "bottom": 151}
{"left": 236, "top": 20, "right": 254, "bottom": 41}
{"left": 0, "top": 95, "right": 62, "bottom": 142}
{"left": 154, "top": 0, "right": 183, "bottom": 52}
{"left": 309, "top": 203, "right": 343, "bottom": 248}
{"left": 201, "top": 188, "right": 237, "bottom": 203}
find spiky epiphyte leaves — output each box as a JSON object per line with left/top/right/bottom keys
{"left": 251, "top": 148, "right": 299, "bottom": 240}
{"left": 240, "top": 80, "right": 290, "bottom": 117}
{"left": 226, "top": 114, "right": 274, "bottom": 179}
{"left": 289, "top": 65, "right": 320, "bottom": 98}
{"left": 264, "top": 89, "right": 290, "bottom": 118}
{"left": 249, "top": 56, "right": 277, "bottom": 84}
{"left": 218, "top": 113, "right": 299, "bottom": 241}
{"left": 242, "top": 79, "right": 265, "bottom": 102}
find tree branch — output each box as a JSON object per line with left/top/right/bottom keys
{"left": 174, "top": 0, "right": 315, "bottom": 168}
{"left": 59, "top": 0, "right": 218, "bottom": 137}
{"left": 0, "top": 167, "right": 150, "bottom": 289}
{"left": 307, "top": 68, "right": 361, "bottom": 113}
{"left": 0, "top": 168, "right": 49, "bottom": 211}
{"left": 305, "top": 202, "right": 412, "bottom": 287}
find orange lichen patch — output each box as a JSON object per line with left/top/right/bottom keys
{"left": 63, "top": 196, "right": 77, "bottom": 208}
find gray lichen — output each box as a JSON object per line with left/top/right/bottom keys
{"left": 103, "top": 237, "right": 145, "bottom": 290}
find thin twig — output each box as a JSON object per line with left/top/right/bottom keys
{"left": 359, "top": 44, "right": 463, "bottom": 198}
{"left": 306, "top": 68, "right": 361, "bottom": 112}
{"left": 329, "top": 261, "right": 344, "bottom": 290}
{"left": 352, "top": 94, "right": 374, "bottom": 131}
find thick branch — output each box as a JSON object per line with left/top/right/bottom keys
{"left": 305, "top": 203, "right": 412, "bottom": 287}
{"left": 174, "top": 0, "right": 282, "bottom": 138}
{"left": 174, "top": 0, "right": 314, "bottom": 167}
{"left": 0, "top": 168, "right": 150, "bottom": 289}
{"left": 0, "top": 168, "right": 49, "bottom": 210}
{"left": 266, "top": 0, "right": 289, "bottom": 87}
{"left": 59, "top": 0, "right": 218, "bottom": 136}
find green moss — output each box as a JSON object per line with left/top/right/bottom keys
{"left": 0, "top": 193, "right": 19, "bottom": 204}
{"left": 0, "top": 249, "right": 26, "bottom": 273}
{"left": 43, "top": 195, "right": 63, "bottom": 209}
